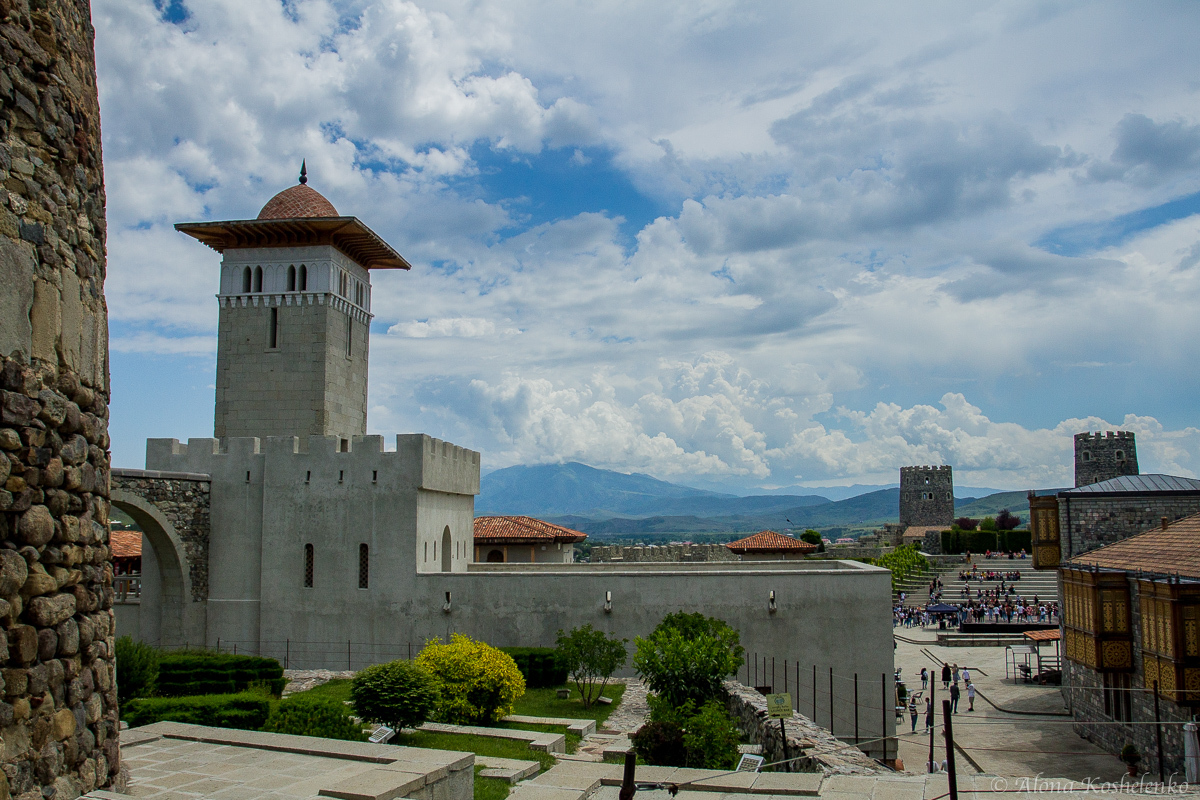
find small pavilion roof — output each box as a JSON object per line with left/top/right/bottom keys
{"left": 474, "top": 516, "right": 588, "bottom": 544}
{"left": 111, "top": 529, "right": 142, "bottom": 559}
{"left": 726, "top": 530, "right": 817, "bottom": 554}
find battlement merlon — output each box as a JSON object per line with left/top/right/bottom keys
{"left": 900, "top": 465, "right": 954, "bottom": 473}
{"left": 145, "top": 433, "right": 480, "bottom": 496}
{"left": 1075, "top": 431, "right": 1135, "bottom": 441}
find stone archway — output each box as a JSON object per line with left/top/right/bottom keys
{"left": 111, "top": 468, "right": 211, "bottom": 647}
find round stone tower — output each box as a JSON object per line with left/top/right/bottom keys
{"left": 899, "top": 465, "right": 955, "bottom": 527}
{"left": 1074, "top": 431, "right": 1138, "bottom": 488}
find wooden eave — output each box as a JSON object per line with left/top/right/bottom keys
{"left": 174, "top": 217, "right": 411, "bottom": 271}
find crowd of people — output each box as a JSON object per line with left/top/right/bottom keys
{"left": 893, "top": 598, "right": 1059, "bottom": 627}
{"left": 904, "top": 661, "right": 977, "bottom": 734}
{"left": 957, "top": 568, "right": 1022, "bottom": 582}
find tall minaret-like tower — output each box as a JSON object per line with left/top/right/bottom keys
{"left": 177, "top": 166, "right": 410, "bottom": 444}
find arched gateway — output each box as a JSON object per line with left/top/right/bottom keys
{"left": 110, "top": 468, "right": 210, "bottom": 647}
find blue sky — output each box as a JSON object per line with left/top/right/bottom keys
{"left": 96, "top": 0, "right": 1200, "bottom": 491}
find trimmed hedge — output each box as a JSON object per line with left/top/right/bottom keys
{"left": 500, "top": 647, "right": 567, "bottom": 688}
{"left": 123, "top": 692, "right": 272, "bottom": 730}
{"left": 263, "top": 695, "right": 367, "bottom": 741}
{"left": 155, "top": 652, "right": 286, "bottom": 697}
{"left": 940, "top": 529, "right": 1032, "bottom": 555}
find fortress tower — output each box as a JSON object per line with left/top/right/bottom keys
{"left": 177, "top": 166, "right": 410, "bottom": 443}
{"left": 899, "top": 465, "right": 954, "bottom": 527}
{"left": 1074, "top": 431, "right": 1138, "bottom": 488}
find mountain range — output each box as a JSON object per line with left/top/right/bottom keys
{"left": 476, "top": 463, "right": 1044, "bottom": 537}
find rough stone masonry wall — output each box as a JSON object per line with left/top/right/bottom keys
{"left": 1059, "top": 494, "right": 1200, "bottom": 560}
{"left": 0, "top": 0, "right": 119, "bottom": 795}
{"left": 589, "top": 543, "right": 736, "bottom": 563}
{"left": 111, "top": 471, "right": 211, "bottom": 601}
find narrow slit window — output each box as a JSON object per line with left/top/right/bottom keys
{"left": 305, "top": 470, "right": 311, "bottom": 484}
{"left": 358, "top": 544, "right": 369, "bottom": 589}
{"left": 372, "top": 470, "right": 377, "bottom": 483}
{"left": 253, "top": 266, "right": 263, "bottom": 293}
{"left": 287, "top": 265, "right": 296, "bottom": 291}
{"left": 242, "top": 267, "right": 252, "bottom": 293}
{"left": 304, "top": 544, "right": 314, "bottom": 588}
{"left": 346, "top": 315, "right": 353, "bottom": 357}
{"left": 338, "top": 469, "right": 344, "bottom": 482}
{"left": 269, "top": 307, "right": 279, "bottom": 348}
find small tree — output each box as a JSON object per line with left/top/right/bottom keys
{"left": 116, "top": 636, "right": 159, "bottom": 705}
{"left": 351, "top": 660, "right": 439, "bottom": 731}
{"left": 555, "top": 625, "right": 627, "bottom": 707}
{"left": 996, "top": 509, "right": 1021, "bottom": 531}
{"left": 634, "top": 613, "right": 744, "bottom": 708}
{"left": 799, "top": 529, "right": 825, "bottom": 552}
{"left": 954, "top": 517, "right": 979, "bottom": 531}
{"left": 980, "top": 516, "right": 998, "bottom": 532}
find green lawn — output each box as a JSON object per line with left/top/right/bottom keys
{"left": 287, "top": 678, "right": 353, "bottom": 705}
{"left": 510, "top": 683, "right": 625, "bottom": 727}
{"left": 474, "top": 766, "right": 511, "bottom": 800}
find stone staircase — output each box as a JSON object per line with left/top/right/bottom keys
{"left": 899, "top": 557, "right": 1059, "bottom": 607}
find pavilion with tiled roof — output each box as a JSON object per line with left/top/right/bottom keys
{"left": 726, "top": 530, "right": 817, "bottom": 560}
{"left": 473, "top": 516, "right": 587, "bottom": 564}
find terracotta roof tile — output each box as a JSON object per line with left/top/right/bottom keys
{"left": 111, "top": 529, "right": 142, "bottom": 559}
{"left": 726, "top": 530, "right": 817, "bottom": 554}
{"left": 257, "top": 184, "right": 339, "bottom": 220}
{"left": 474, "top": 516, "right": 587, "bottom": 544}
{"left": 1067, "top": 512, "right": 1200, "bottom": 578}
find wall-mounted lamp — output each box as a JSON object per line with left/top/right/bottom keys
{"left": 604, "top": 591, "right": 612, "bottom": 614}
{"left": 443, "top": 591, "right": 452, "bottom": 613}
{"left": 768, "top": 590, "right": 777, "bottom": 614}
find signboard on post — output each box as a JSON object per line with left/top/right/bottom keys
{"left": 766, "top": 693, "right": 792, "bottom": 719}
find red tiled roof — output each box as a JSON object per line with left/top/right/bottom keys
{"left": 1067, "top": 512, "right": 1200, "bottom": 578}
{"left": 111, "top": 529, "right": 142, "bottom": 559}
{"left": 1025, "top": 629, "right": 1061, "bottom": 642}
{"left": 257, "top": 184, "right": 339, "bottom": 220}
{"left": 726, "top": 530, "right": 817, "bottom": 554}
{"left": 474, "top": 516, "right": 588, "bottom": 544}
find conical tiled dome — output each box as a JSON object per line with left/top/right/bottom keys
{"left": 257, "top": 184, "right": 339, "bottom": 220}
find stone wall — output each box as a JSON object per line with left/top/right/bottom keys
{"left": 110, "top": 470, "right": 210, "bottom": 602}
{"left": 1058, "top": 494, "right": 1200, "bottom": 560}
{"left": 1074, "top": 431, "right": 1138, "bottom": 488}
{"left": 0, "top": 0, "right": 119, "bottom": 795}
{"left": 899, "top": 466, "right": 954, "bottom": 527}
{"left": 723, "top": 681, "right": 887, "bottom": 773}
{"left": 589, "top": 543, "right": 736, "bottom": 563}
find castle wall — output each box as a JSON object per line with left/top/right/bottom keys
{"left": 0, "top": 0, "right": 121, "bottom": 793}
{"left": 1057, "top": 493, "right": 1200, "bottom": 560}
{"left": 1074, "top": 431, "right": 1138, "bottom": 488}
{"left": 898, "top": 465, "right": 954, "bottom": 527}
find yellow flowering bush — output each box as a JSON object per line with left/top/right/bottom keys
{"left": 416, "top": 634, "right": 526, "bottom": 724}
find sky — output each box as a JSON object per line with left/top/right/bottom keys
{"left": 96, "top": 0, "right": 1200, "bottom": 492}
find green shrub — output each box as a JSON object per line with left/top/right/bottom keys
{"left": 980, "top": 516, "right": 998, "bottom": 532}
{"left": 263, "top": 695, "right": 366, "bottom": 741}
{"left": 554, "top": 625, "right": 627, "bottom": 707}
{"left": 116, "top": 636, "right": 159, "bottom": 705}
{"left": 500, "top": 647, "right": 568, "bottom": 688}
{"left": 417, "top": 634, "right": 526, "bottom": 725}
{"left": 351, "top": 660, "right": 440, "bottom": 731}
{"left": 155, "top": 651, "right": 286, "bottom": 697}
{"left": 681, "top": 700, "right": 741, "bottom": 770}
{"left": 633, "top": 614, "right": 743, "bottom": 708}
{"left": 631, "top": 719, "right": 686, "bottom": 766}
{"left": 123, "top": 692, "right": 271, "bottom": 730}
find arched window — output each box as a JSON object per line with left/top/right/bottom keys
{"left": 1115, "top": 450, "right": 1125, "bottom": 461}
{"left": 441, "top": 526, "right": 452, "bottom": 572}
{"left": 487, "top": 550, "right": 504, "bottom": 563}
{"left": 242, "top": 267, "right": 252, "bottom": 293}
{"left": 287, "top": 265, "right": 296, "bottom": 291}
{"left": 253, "top": 266, "right": 263, "bottom": 293}
{"left": 304, "top": 544, "right": 314, "bottom": 588}
{"left": 358, "top": 544, "right": 369, "bottom": 589}
{"left": 299, "top": 265, "right": 307, "bottom": 291}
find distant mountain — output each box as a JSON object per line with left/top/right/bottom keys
{"left": 477, "top": 463, "right": 828, "bottom": 518}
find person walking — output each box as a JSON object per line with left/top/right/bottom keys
{"left": 952, "top": 663, "right": 960, "bottom": 686}
{"left": 909, "top": 695, "right": 919, "bottom": 732}
{"left": 961, "top": 667, "right": 970, "bottom": 685}
{"left": 966, "top": 681, "right": 976, "bottom": 712}
{"left": 920, "top": 667, "right": 929, "bottom": 690}
{"left": 941, "top": 662, "right": 951, "bottom": 689}
{"left": 924, "top": 697, "right": 934, "bottom": 731}
{"left": 950, "top": 681, "right": 960, "bottom": 713}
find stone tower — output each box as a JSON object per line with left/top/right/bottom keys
{"left": 899, "top": 465, "right": 955, "bottom": 527}
{"left": 1074, "top": 431, "right": 1138, "bottom": 488}
{"left": 177, "top": 170, "right": 410, "bottom": 444}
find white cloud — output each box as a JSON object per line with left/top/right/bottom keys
{"left": 389, "top": 317, "right": 499, "bottom": 337}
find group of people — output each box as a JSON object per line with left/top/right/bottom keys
{"left": 906, "top": 662, "right": 976, "bottom": 732}
{"left": 957, "top": 568, "right": 1022, "bottom": 582}
{"left": 893, "top": 598, "right": 1059, "bottom": 627}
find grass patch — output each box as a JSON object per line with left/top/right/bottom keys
{"left": 494, "top": 722, "right": 579, "bottom": 754}
{"left": 286, "top": 678, "right": 353, "bottom": 705}
{"left": 510, "top": 683, "right": 625, "bottom": 728}
{"left": 474, "top": 765, "right": 511, "bottom": 800}
{"left": 393, "top": 730, "right": 557, "bottom": 772}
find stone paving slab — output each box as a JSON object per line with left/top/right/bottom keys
{"left": 419, "top": 721, "right": 566, "bottom": 753}
{"left": 317, "top": 768, "right": 425, "bottom": 800}
{"left": 504, "top": 714, "right": 597, "bottom": 737}
{"left": 476, "top": 756, "right": 541, "bottom": 783}
{"left": 509, "top": 785, "right": 593, "bottom": 800}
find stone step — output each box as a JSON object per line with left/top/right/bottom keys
{"left": 503, "top": 714, "right": 596, "bottom": 737}
{"left": 477, "top": 755, "right": 542, "bottom": 783}
{"left": 418, "top": 721, "right": 566, "bottom": 753}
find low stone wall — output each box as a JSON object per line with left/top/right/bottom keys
{"left": 723, "top": 681, "right": 887, "bottom": 775}
{"left": 590, "top": 543, "right": 736, "bottom": 563}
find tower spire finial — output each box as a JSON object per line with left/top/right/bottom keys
{"left": 299, "top": 160, "right": 308, "bottom": 185}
